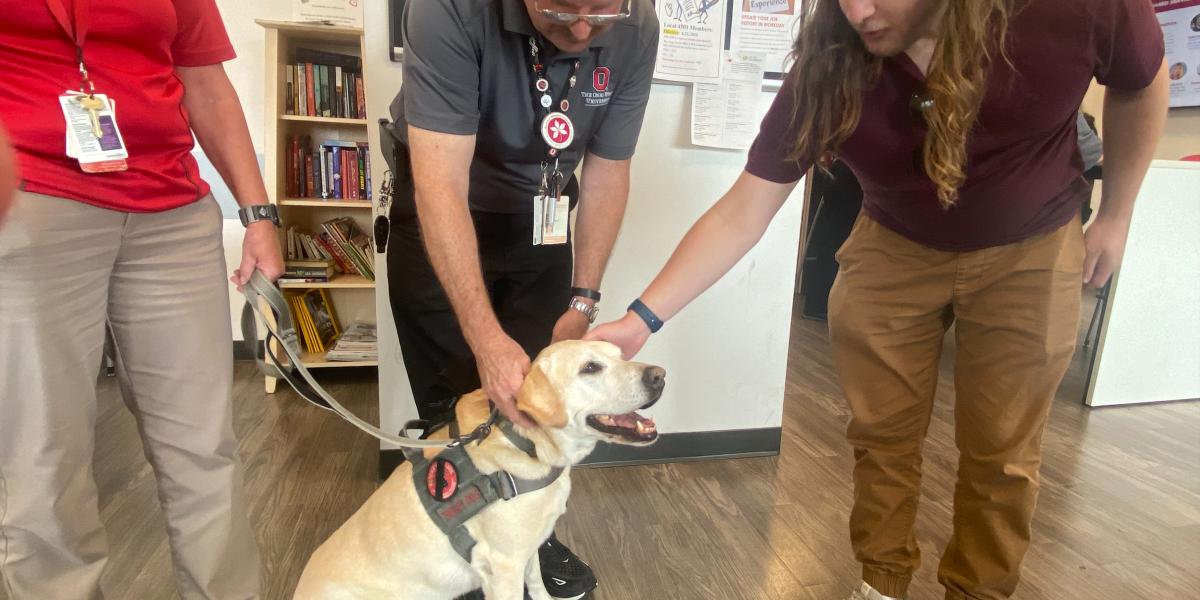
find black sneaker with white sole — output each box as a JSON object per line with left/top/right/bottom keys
{"left": 452, "top": 534, "right": 595, "bottom": 600}
{"left": 538, "top": 534, "right": 598, "bottom": 599}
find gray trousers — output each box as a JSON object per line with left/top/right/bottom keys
{"left": 0, "top": 192, "right": 261, "bottom": 599}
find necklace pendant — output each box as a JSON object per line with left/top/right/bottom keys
{"left": 560, "top": 99, "right": 570, "bottom": 112}
{"left": 540, "top": 94, "right": 553, "bottom": 108}
{"left": 535, "top": 78, "right": 549, "bottom": 92}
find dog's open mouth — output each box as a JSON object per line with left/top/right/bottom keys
{"left": 586, "top": 412, "right": 658, "bottom": 443}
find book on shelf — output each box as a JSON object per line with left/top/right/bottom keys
{"left": 321, "top": 216, "right": 375, "bottom": 280}
{"left": 286, "top": 66, "right": 294, "bottom": 116}
{"left": 325, "top": 321, "right": 378, "bottom": 362}
{"left": 316, "top": 232, "right": 355, "bottom": 274}
{"left": 283, "top": 260, "right": 335, "bottom": 282}
{"left": 284, "top": 48, "right": 366, "bottom": 119}
{"left": 287, "top": 288, "right": 341, "bottom": 354}
{"left": 304, "top": 63, "right": 315, "bottom": 116}
{"left": 286, "top": 258, "right": 335, "bottom": 269}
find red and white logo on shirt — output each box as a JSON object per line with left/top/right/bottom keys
{"left": 592, "top": 67, "right": 611, "bottom": 92}
{"left": 583, "top": 66, "right": 614, "bottom": 107}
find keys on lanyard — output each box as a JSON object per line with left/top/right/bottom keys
{"left": 78, "top": 94, "right": 105, "bottom": 138}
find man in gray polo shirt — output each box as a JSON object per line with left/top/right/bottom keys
{"left": 385, "top": 0, "right": 658, "bottom": 597}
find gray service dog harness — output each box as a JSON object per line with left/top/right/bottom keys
{"left": 239, "top": 270, "right": 564, "bottom": 563}
{"left": 403, "top": 416, "right": 564, "bottom": 561}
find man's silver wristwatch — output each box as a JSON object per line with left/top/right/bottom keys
{"left": 238, "top": 204, "right": 280, "bottom": 228}
{"left": 568, "top": 297, "right": 599, "bottom": 324}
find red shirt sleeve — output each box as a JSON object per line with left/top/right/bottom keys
{"left": 1093, "top": 0, "right": 1165, "bottom": 90}
{"left": 745, "top": 71, "right": 810, "bottom": 184}
{"left": 171, "top": 0, "right": 236, "bottom": 67}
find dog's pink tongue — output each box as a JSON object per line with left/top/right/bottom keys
{"left": 611, "top": 412, "right": 655, "bottom": 431}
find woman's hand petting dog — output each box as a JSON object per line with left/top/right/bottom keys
{"left": 584, "top": 311, "right": 652, "bottom": 360}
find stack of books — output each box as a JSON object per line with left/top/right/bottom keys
{"left": 284, "top": 135, "right": 371, "bottom": 201}
{"left": 287, "top": 289, "right": 340, "bottom": 355}
{"left": 325, "top": 321, "right": 378, "bottom": 362}
{"left": 285, "top": 217, "right": 375, "bottom": 281}
{"left": 285, "top": 48, "right": 366, "bottom": 120}
{"left": 279, "top": 259, "right": 335, "bottom": 285}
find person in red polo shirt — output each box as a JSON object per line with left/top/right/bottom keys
{"left": 0, "top": 1, "right": 281, "bottom": 598}
{"left": 589, "top": 0, "right": 1168, "bottom": 598}
{"left": 0, "top": 122, "right": 13, "bottom": 224}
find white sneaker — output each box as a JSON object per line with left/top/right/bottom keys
{"left": 847, "top": 581, "right": 904, "bottom": 600}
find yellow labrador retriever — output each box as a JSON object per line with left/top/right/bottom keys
{"left": 294, "top": 340, "right": 665, "bottom": 599}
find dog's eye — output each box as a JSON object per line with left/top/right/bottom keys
{"left": 579, "top": 361, "right": 604, "bottom": 375}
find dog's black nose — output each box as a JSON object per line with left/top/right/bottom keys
{"left": 642, "top": 366, "right": 666, "bottom": 391}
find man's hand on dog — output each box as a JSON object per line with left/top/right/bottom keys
{"left": 551, "top": 306, "right": 590, "bottom": 344}
{"left": 473, "top": 329, "right": 536, "bottom": 427}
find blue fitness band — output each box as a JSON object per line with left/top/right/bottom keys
{"left": 628, "top": 299, "right": 664, "bottom": 333}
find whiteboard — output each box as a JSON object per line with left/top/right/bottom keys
{"left": 1087, "top": 160, "right": 1200, "bottom": 406}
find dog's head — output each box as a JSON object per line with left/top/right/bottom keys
{"left": 516, "top": 340, "right": 665, "bottom": 451}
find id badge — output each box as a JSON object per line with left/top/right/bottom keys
{"left": 59, "top": 92, "right": 129, "bottom": 173}
{"left": 532, "top": 195, "right": 569, "bottom": 246}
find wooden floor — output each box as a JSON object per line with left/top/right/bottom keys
{"left": 15, "top": 293, "right": 1198, "bottom": 600}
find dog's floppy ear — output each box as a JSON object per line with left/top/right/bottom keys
{"left": 515, "top": 364, "right": 567, "bottom": 428}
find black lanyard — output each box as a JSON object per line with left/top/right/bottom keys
{"left": 526, "top": 37, "right": 581, "bottom": 199}
{"left": 527, "top": 37, "right": 580, "bottom": 155}
{"left": 44, "top": 0, "right": 96, "bottom": 94}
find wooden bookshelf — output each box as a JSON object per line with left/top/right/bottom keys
{"left": 297, "top": 351, "right": 379, "bottom": 369}
{"left": 279, "top": 274, "right": 376, "bottom": 289}
{"left": 280, "top": 114, "right": 369, "bottom": 126}
{"left": 258, "top": 20, "right": 377, "bottom": 392}
{"left": 278, "top": 198, "right": 373, "bottom": 208}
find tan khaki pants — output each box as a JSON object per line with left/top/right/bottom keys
{"left": 829, "top": 215, "right": 1084, "bottom": 600}
{"left": 0, "top": 192, "right": 260, "bottom": 599}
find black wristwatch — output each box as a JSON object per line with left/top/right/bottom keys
{"left": 239, "top": 204, "right": 280, "bottom": 228}
{"left": 571, "top": 286, "right": 601, "bottom": 302}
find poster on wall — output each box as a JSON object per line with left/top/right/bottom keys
{"left": 293, "top": 0, "right": 364, "bottom": 29}
{"left": 1155, "top": 0, "right": 1200, "bottom": 108}
{"left": 653, "top": 0, "right": 729, "bottom": 83}
{"left": 691, "top": 51, "right": 768, "bottom": 149}
{"left": 730, "top": 0, "right": 802, "bottom": 76}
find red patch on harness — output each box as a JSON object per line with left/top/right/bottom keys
{"left": 426, "top": 458, "right": 459, "bottom": 501}
{"left": 437, "top": 486, "right": 485, "bottom": 520}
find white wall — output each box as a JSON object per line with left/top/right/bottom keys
{"left": 596, "top": 84, "right": 805, "bottom": 434}
{"left": 363, "top": 0, "right": 803, "bottom": 444}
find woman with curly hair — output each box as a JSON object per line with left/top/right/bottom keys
{"left": 589, "top": 0, "right": 1168, "bottom": 598}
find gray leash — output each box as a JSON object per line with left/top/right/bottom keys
{"left": 240, "top": 270, "right": 496, "bottom": 450}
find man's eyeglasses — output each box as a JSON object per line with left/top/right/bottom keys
{"left": 534, "top": 0, "right": 632, "bottom": 26}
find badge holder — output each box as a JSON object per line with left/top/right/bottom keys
{"left": 533, "top": 161, "right": 569, "bottom": 246}
{"left": 59, "top": 92, "right": 128, "bottom": 173}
